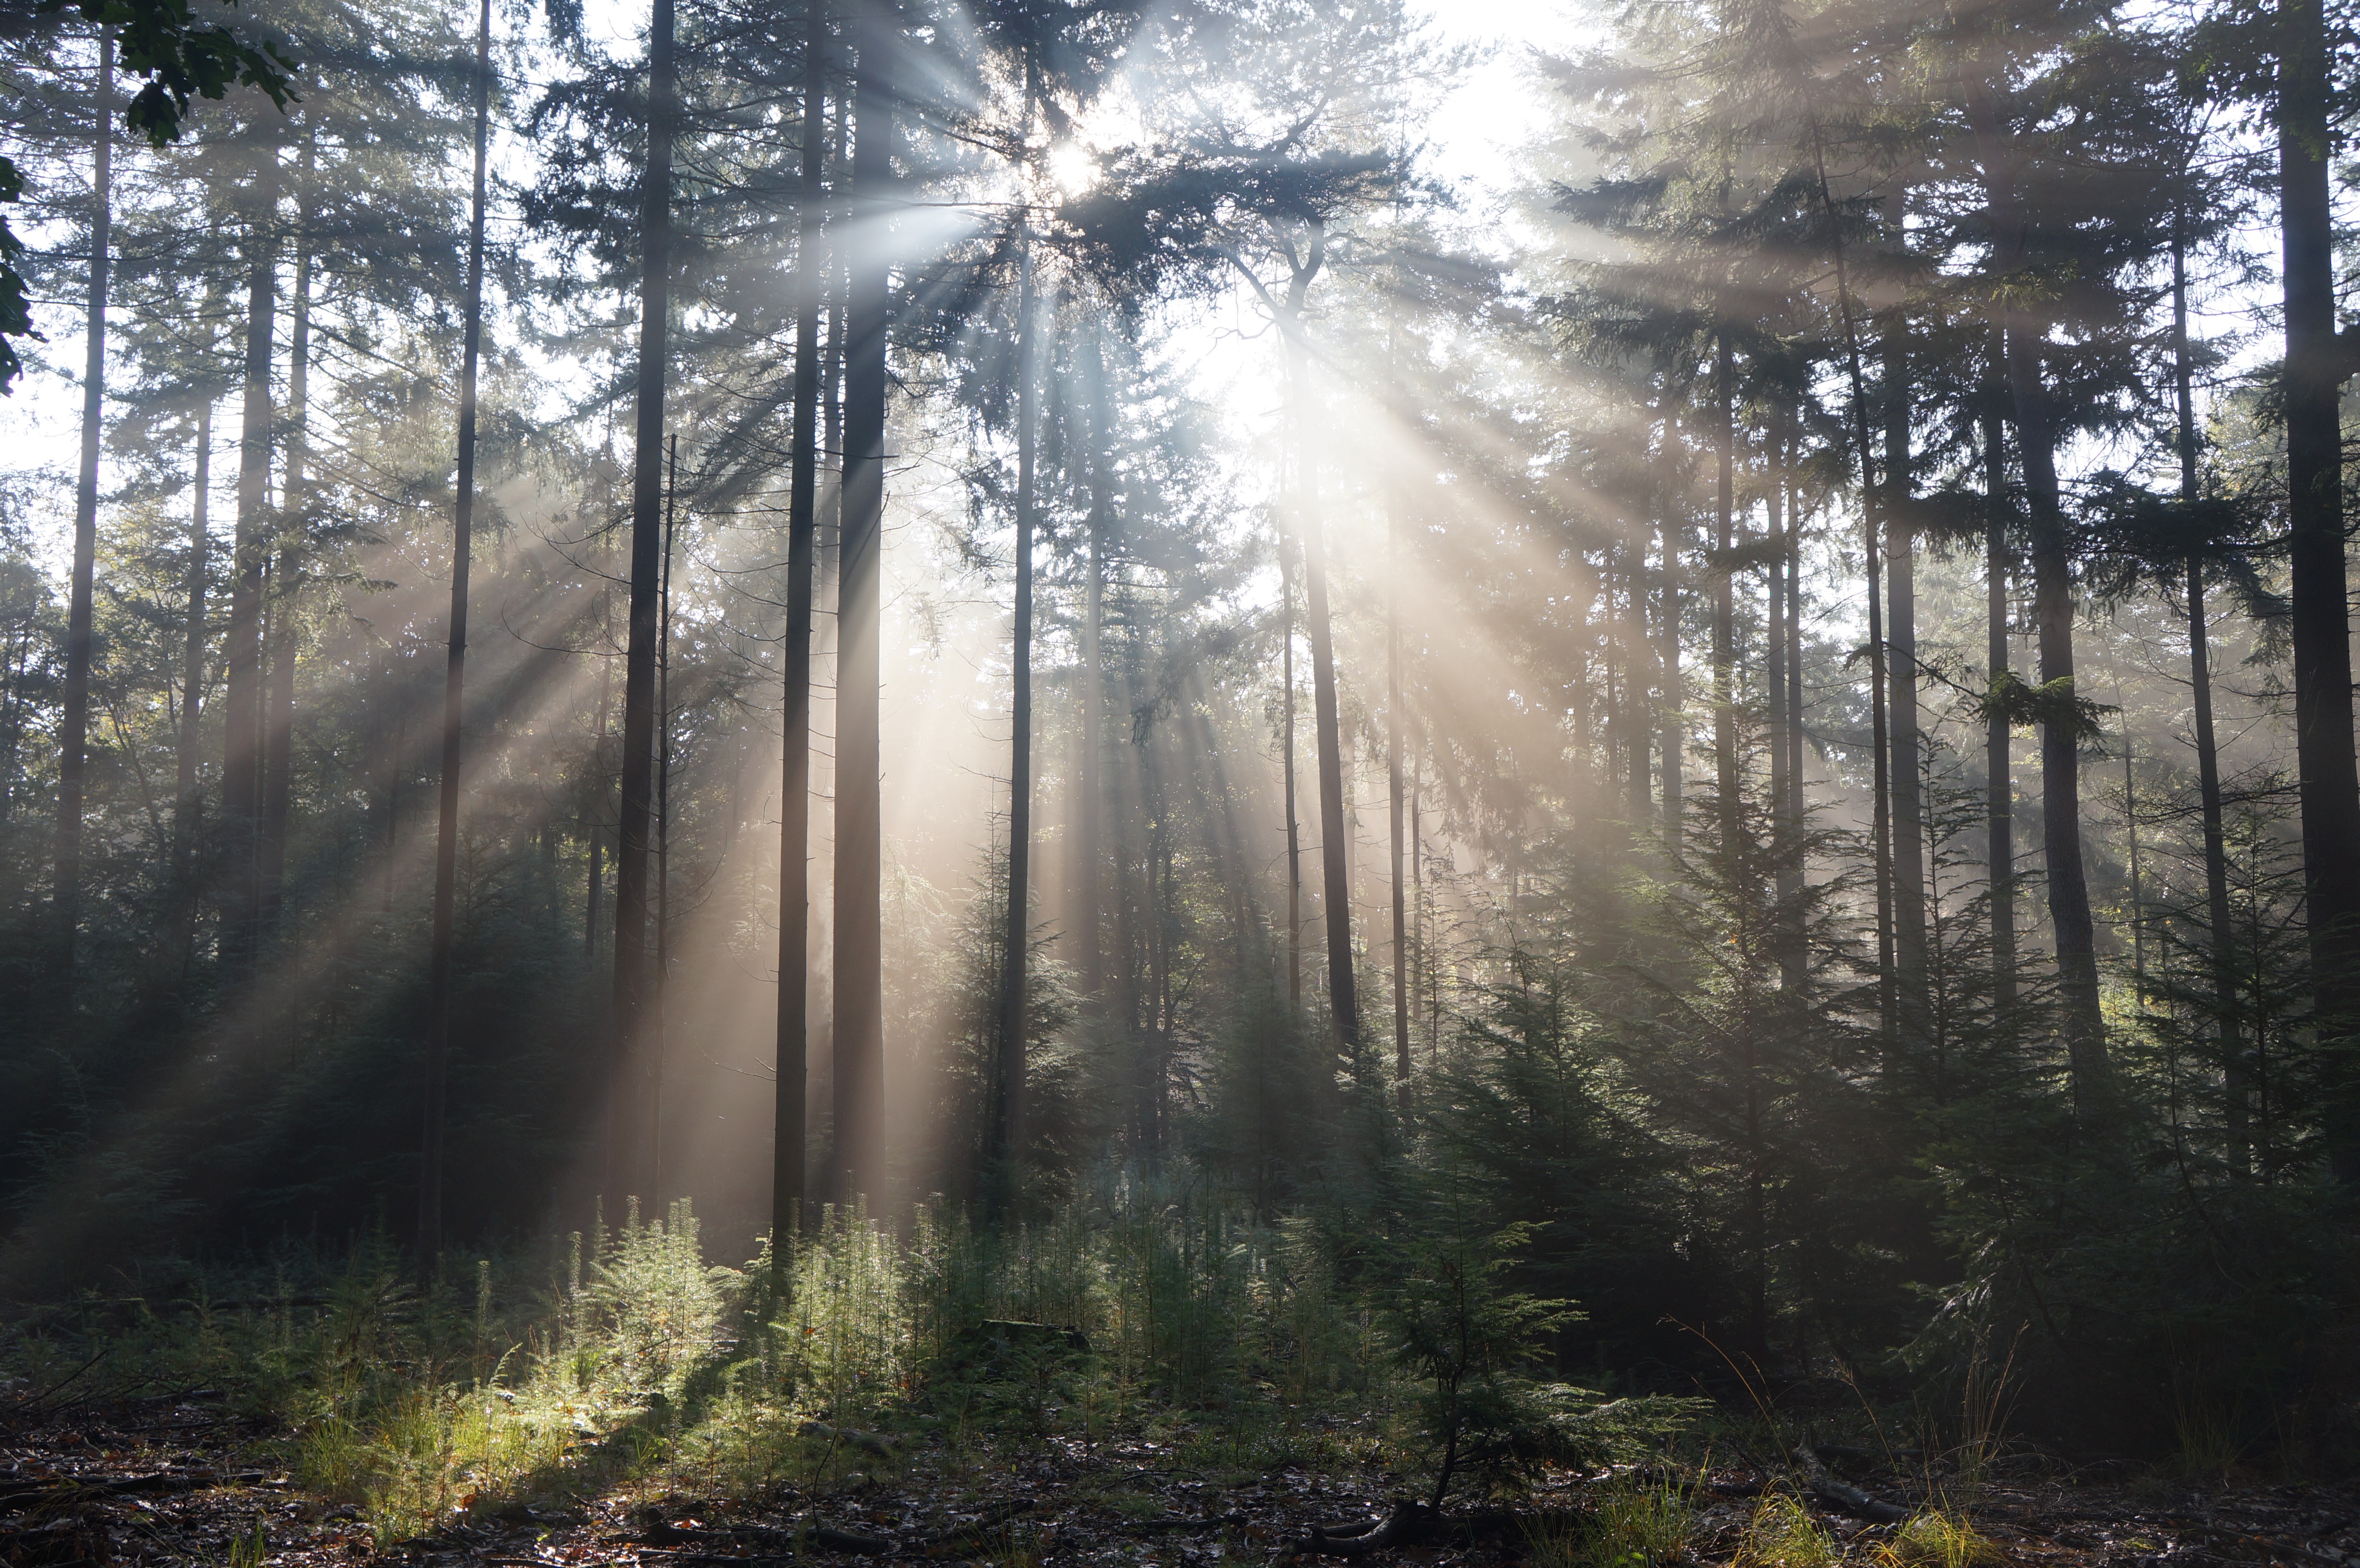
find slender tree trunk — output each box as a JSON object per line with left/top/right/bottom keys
{"left": 1886, "top": 332, "right": 1928, "bottom": 1057}
{"left": 1967, "top": 86, "right": 2106, "bottom": 1097}
{"left": 55, "top": 29, "right": 112, "bottom": 991}
{"left": 2174, "top": 232, "right": 2244, "bottom": 1164}
{"left": 1629, "top": 526, "right": 1649, "bottom": 813}
{"left": 1711, "top": 336, "right": 1737, "bottom": 860}
{"left": 611, "top": 0, "right": 676, "bottom": 1209}
{"left": 222, "top": 124, "right": 282, "bottom": 982}
{"left": 2279, "top": 0, "right": 2360, "bottom": 1184}
{"left": 1388, "top": 405, "right": 1410, "bottom": 1111}
{"left": 171, "top": 399, "right": 212, "bottom": 987}
{"left": 587, "top": 654, "right": 608, "bottom": 955}
{"left": 1281, "top": 531, "right": 1301, "bottom": 1005}
{"left": 773, "top": 1, "right": 824, "bottom": 1257}
{"left": 1078, "top": 325, "right": 1107, "bottom": 1004}
{"left": 652, "top": 436, "right": 678, "bottom": 1200}
{"left": 258, "top": 126, "right": 316, "bottom": 949}
{"left": 419, "top": 0, "right": 491, "bottom": 1279}
{"left": 1983, "top": 368, "right": 2016, "bottom": 1010}
{"left": 1807, "top": 124, "right": 1892, "bottom": 1050}
{"left": 1784, "top": 473, "right": 1804, "bottom": 872}
{"left": 1658, "top": 501, "right": 1682, "bottom": 837}
{"left": 1768, "top": 443, "right": 1801, "bottom": 993}
{"left": 990, "top": 139, "right": 1038, "bottom": 1222}
{"left": 1283, "top": 270, "right": 1359, "bottom": 1059}
{"left": 832, "top": 0, "right": 892, "bottom": 1201}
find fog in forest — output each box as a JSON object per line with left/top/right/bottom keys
{"left": 1, "top": 0, "right": 2358, "bottom": 1494}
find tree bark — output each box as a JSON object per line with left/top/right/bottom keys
{"left": 1712, "top": 335, "right": 1738, "bottom": 862}
{"left": 55, "top": 27, "right": 112, "bottom": 992}
{"left": 1388, "top": 394, "right": 1410, "bottom": 1111}
{"left": 419, "top": 0, "right": 492, "bottom": 1281}
{"left": 1970, "top": 83, "right": 2107, "bottom": 1102}
{"left": 773, "top": 0, "right": 824, "bottom": 1258}
{"left": 2174, "top": 231, "right": 2244, "bottom": 1164}
{"left": 2278, "top": 0, "right": 2360, "bottom": 1184}
{"left": 1077, "top": 324, "right": 1108, "bottom": 1005}
{"left": 831, "top": 0, "right": 892, "bottom": 1202}
{"left": 611, "top": 0, "right": 676, "bottom": 1210}
{"left": 258, "top": 125, "right": 316, "bottom": 950}
{"left": 1983, "top": 365, "right": 2016, "bottom": 1011}
{"left": 989, "top": 132, "right": 1038, "bottom": 1222}
{"left": 1282, "top": 528, "right": 1301, "bottom": 1005}
{"left": 1886, "top": 331, "right": 1928, "bottom": 1058}
{"left": 171, "top": 398, "right": 211, "bottom": 991}
{"left": 221, "top": 121, "right": 281, "bottom": 982}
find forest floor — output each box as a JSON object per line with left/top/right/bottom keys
{"left": 3, "top": 1387, "right": 2355, "bottom": 1568}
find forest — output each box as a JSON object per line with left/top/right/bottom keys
{"left": 0, "top": 0, "right": 2355, "bottom": 1560}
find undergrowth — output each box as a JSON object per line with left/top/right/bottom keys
{"left": 2, "top": 1179, "right": 1704, "bottom": 1548}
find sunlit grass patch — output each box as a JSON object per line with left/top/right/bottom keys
{"left": 1873, "top": 1507, "right": 2006, "bottom": 1568}
{"left": 1734, "top": 1492, "right": 1839, "bottom": 1568}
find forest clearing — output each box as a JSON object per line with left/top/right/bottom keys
{"left": 4, "top": 0, "right": 2360, "bottom": 1556}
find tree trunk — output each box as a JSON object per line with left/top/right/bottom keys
{"left": 419, "top": 0, "right": 492, "bottom": 1281}
{"left": 1768, "top": 433, "right": 1801, "bottom": 993}
{"left": 1388, "top": 397, "right": 1410, "bottom": 1111}
{"left": 171, "top": 398, "right": 211, "bottom": 991}
{"left": 1712, "top": 335, "right": 1738, "bottom": 861}
{"left": 773, "top": 0, "right": 824, "bottom": 1257}
{"left": 222, "top": 123, "right": 281, "bottom": 982}
{"left": 1983, "top": 367, "right": 2016, "bottom": 1011}
{"left": 2279, "top": 0, "right": 2360, "bottom": 1185}
{"left": 1970, "top": 86, "right": 2107, "bottom": 1101}
{"left": 55, "top": 27, "right": 112, "bottom": 992}
{"left": 831, "top": 0, "right": 891, "bottom": 1202}
{"left": 2174, "top": 232, "right": 2244, "bottom": 1164}
{"left": 1078, "top": 325, "right": 1107, "bottom": 1005}
{"left": 258, "top": 125, "right": 316, "bottom": 950}
{"left": 989, "top": 151, "right": 1038, "bottom": 1223}
{"left": 1282, "top": 529, "right": 1301, "bottom": 1005}
{"left": 1286, "top": 294, "right": 1359, "bottom": 1060}
{"left": 611, "top": 0, "right": 676, "bottom": 1210}
{"left": 587, "top": 654, "right": 608, "bottom": 954}
{"left": 1886, "top": 331, "right": 1928, "bottom": 1058}
{"left": 1657, "top": 500, "right": 1682, "bottom": 838}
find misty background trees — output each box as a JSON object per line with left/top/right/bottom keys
{"left": 0, "top": 0, "right": 2356, "bottom": 1455}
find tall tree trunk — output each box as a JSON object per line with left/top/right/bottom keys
{"left": 611, "top": 0, "right": 676, "bottom": 1209}
{"left": 1628, "top": 526, "right": 1648, "bottom": 812}
{"left": 2279, "top": 0, "right": 2360, "bottom": 1183}
{"left": 1281, "top": 531, "right": 1301, "bottom": 1005}
{"left": 171, "top": 398, "right": 211, "bottom": 990}
{"left": 1807, "top": 123, "right": 1893, "bottom": 1050}
{"left": 222, "top": 123, "right": 282, "bottom": 983}
{"left": 1768, "top": 433, "right": 1801, "bottom": 993}
{"left": 2173, "top": 231, "right": 2245, "bottom": 1164}
{"left": 1983, "top": 364, "right": 2016, "bottom": 1011}
{"left": 55, "top": 28, "right": 112, "bottom": 992}
{"left": 773, "top": 0, "right": 824, "bottom": 1257}
{"left": 1657, "top": 499, "right": 1682, "bottom": 837}
{"left": 1969, "top": 86, "right": 2108, "bottom": 1098}
{"left": 1388, "top": 403, "right": 1410, "bottom": 1111}
{"left": 1281, "top": 246, "right": 1359, "bottom": 1060}
{"left": 1711, "top": 336, "right": 1738, "bottom": 860}
{"left": 258, "top": 126, "right": 316, "bottom": 949}
{"left": 831, "top": 0, "right": 891, "bottom": 1201}
{"left": 1886, "top": 331, "right": 1928, "bottom": 1058}
{"left": 989, "top": 142, "right": 1038, "bottom": 1223}
{"left": 587, "top": 654, "right": 608, "bottom": 954}
{"left": 419, "top": 0, "right": 492, "bottom": 1281}
{"left": 1078, "top": 325, "right": 1107, "bottom": 1004}
{"left": 653, "top": 435, "right": 677, "bottom": 1201}
{"left": 1784, "top": 473, "right": 1804, "bottom": 903}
